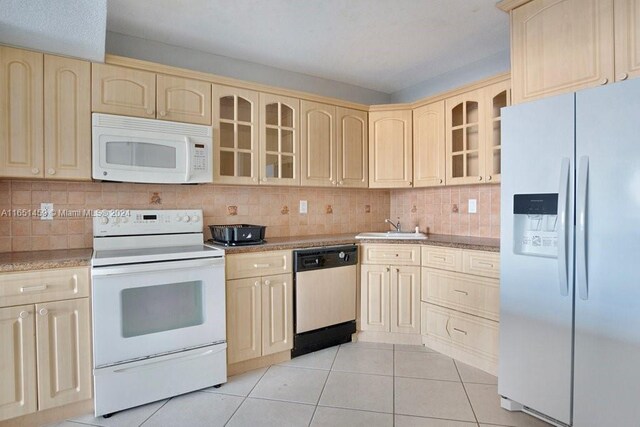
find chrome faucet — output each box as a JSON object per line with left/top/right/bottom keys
{"left": 385, "top": 218, "right": 401, "bottom": 232}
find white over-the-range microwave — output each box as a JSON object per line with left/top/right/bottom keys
{"left": 92, "top": 113, "right": 213, "bottom": 184}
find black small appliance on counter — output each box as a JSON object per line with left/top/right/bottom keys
{"left": 208, "top": 224, "right": 266, "bottom": 246}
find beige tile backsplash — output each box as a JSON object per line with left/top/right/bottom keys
{"left": 0, "top": 180, "right": 500, "bottom": 253}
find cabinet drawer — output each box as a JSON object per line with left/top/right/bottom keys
{"left": 226, "top": 250, "right": 292, "bottom": 279}
{"left": 421, "top": 268, "right": 499, "bottom": 321}
{"left": 361, "top": 244, "right": 420, "bottom": 266}
{"left": 422, "top": 303, "right": 498, "bottom": 361}
{"left": 421, "top": 247, "right": 462, "bottom": 271}
{"left": 463, "top": 250, "right": 500, "bottom": 278}
{"left": 0, "top": 267, "right": 89, "bottom": 307}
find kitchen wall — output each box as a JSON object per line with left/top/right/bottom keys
{"left": 390, "top": 184, "right": 500, "bottom": 238}
{"left": 0, "top": 180, "right": 391, "bottom": 253}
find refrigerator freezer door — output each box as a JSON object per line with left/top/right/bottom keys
{"left": 499, "top": 93, "right": 575, "bottom": 425}
{"left": 573, "top": 78, "right": 640, "bottom": 426}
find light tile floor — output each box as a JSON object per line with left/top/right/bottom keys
{"left": 52, "top": 343, "right": 550, "bottom": 427}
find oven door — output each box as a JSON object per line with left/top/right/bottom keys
{"left": 91, "top": 257, "right": 225, "bottom": 367}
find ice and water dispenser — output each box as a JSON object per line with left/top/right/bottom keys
{"left": 513, "top": 194, "right": 559, "bottom": 258}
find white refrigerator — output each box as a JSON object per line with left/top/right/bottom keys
{"left": 499, "top": 78, "right": 640, "bottom": 427}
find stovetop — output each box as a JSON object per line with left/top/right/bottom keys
{"left": 92, "top": 244, "right": 224, "bottom": 267}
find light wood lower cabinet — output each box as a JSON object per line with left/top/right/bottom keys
{"left": 360, "top": 264, "right": 420, "bottom": 334}
{"left": 226, "top": 253, "right": 293, "bottom": 365}
{"left": 0, "top": 267, "right": 92, "bottom": 423}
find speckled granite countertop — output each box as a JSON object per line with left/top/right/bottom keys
{"left": 208, "top": 233, "right": 500, "bottom": 254}
{"left": 0, "top": 248, "right": 93, "bottom": 273}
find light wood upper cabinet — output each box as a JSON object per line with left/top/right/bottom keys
{"left": 509, "top": 0, "right": 615, "bottom": 103}
{"left": 413, "top": 101, "right": 445, "bottom": 187}
{"left": 0, "top": 46, "right": 44, "bottom": 178}
{"left": 226, "top": 277, "right": 262, "bottom": 364}
{"left": 445, "top": 89, "right": 485, "bottom": 185}
{"left": 44, "top": 55, "right": 91, "bottom": 180}
{"left": 0, "top": 305, "right": 37, "bottom": 422}
{"left": 92, "top": 63, "right": 156, "bottom": 118}
{"left": 259, "top": 93, "right": 300, "bottom": 186}
{"left": 614, "top": 0, "right": 640, "bottom": 81}
{"left": 369, "top": 110, "right": 413, "bottom": 188}
{"left": 391, "top": 266, "right": 421, "bottom": 334}
{"left": 300, "top": 101, "right": 336, "bottom": 187}
{"left": 35, "top": 299, "right": 91, "bottom": 410}
{"left": 261, "top": 273, "right": 293, "bottom": 356}
{"left": 213, "top": 85, "right": 260, "bottom": 184}
{"left": 483, "top": 80, "right": 510, "bottom": 183}
{"left": 157, "top": 74, "right": 211, "bottom": 125}
{"left": 336, "top": 107, "right": 368, "bottom": 188}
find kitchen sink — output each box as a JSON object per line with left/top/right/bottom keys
{"left": 355, "top": 231, "right": 428, "bottom": 240}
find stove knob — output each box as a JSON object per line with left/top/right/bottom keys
{"left": 192, "top": 215, "right": 200, "bottom": 222}
{"left": 183, "top": 215, "right": 191, "bottom": 223}
{"left": 100, "top": 217, "right": 109, "bottom": 225}
{"left": 175, "top": 216, "right": 182, "bottom": 222}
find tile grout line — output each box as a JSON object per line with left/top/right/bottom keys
{"left": 138, "top": 398, "right": 170, "bottom": 426}
{"left": 307, "top": 346, "right": 341, "bottom": 426}
{"left": 223, "top": 366, "right": 271, "bottom": 427}
{"left": 453, "top": 359, "right": 480, "bottom": 426}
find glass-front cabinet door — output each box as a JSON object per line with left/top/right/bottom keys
{"left": 259, "top": 94, "right": 300, "bottom": 186}
{"left": 484, "top": 80, "right": 510, "bottom": 183}
{"left": 445, "top": 89, "right": 485, "bottom": 185}
{"left": 212, "top": 85, "right": 259, "bottom": 184}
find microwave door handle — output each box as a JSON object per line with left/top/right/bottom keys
{"left": 185, "top": 137, "right": 192, "bottom": 182}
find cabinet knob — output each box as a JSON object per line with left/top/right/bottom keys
{"left": 252, "top": 177, "right": 258, "bottom": 182}
{"left": 619, "top": 73, "right": 629, "bottom": 81}
{"left": 18, "top": 311, "right": 29, "bottom": 319}
{"left": 159, "top": 111, "right": 166, "bottom": 117}
{"left": 396, "top": 268, "right": 400, "bottom": 272}
{"left": 600, "top": 78, "right": 609, "bottom": 85}
{"left": 38, "top": 308, "right": 48, "bottom": 316}
{"left": 47, "top": 168, "right": 56, "bottom": 175}
{"left": 478, "top": 176, "right": 483, "bottom": 181}
{"left": 487, "top": 175, "right": 492, "bottom": 181}
{"left": 261, "top": 177, "right": 267, "bottom": 182}
{"left": 386, "top": 267, "right": 390, "bottom": 272}
{"left": 332, "top": 180, "right": 337, "bottom": 185}
{"left": 339, "top": 181, "right": 344, "bottom": 185}
{"left": 31, "top": 168, "right": 39, "bottom": 175}
{"left": 264, "top": 279, "right": 271, "bottom": 286}
{"left": 409, "top": 181, "right": 413, "bottom": 186}
{"left": 146, "top": 109, "right": 155, "bottom": 115}
{"left": 439, "top": 179, "right": 443, "bottom": 184}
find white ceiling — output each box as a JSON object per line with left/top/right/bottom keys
{"left": 106, "top": 0, "right": 509, "bottom": 94}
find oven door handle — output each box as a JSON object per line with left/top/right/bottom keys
{"left": 92, "top": 257, "right": 224, "bottom": 276}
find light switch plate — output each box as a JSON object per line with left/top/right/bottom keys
{"left": 299, "top": 200, "right": 308, "bottom": 214}
{"left": 41, "top": 203, "right": 53, "bottom": 220}
{"left": 468, "top": 199, "right": 477, "bottom": 214}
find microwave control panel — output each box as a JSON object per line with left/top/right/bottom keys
{"left": 193, "top": 144, "right": 208, "bottom": 171}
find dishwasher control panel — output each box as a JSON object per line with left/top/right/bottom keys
{"left": 294, "top": 245, "right": 358, "bottom": 272}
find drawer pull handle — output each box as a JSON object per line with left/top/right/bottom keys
{"left": 477, "top": 261, "right": 494, "bottom": 267}
{"left": 432, "top": 255, "right": 447, "bottom": 261}
{"left": 20, "top": 284, "right": 48, "bottom": 293}
{"left": 253, "top": 263, "right": 271, "bottom": 268}
{"left": 453, "top": 328, "right": 467, "bottom": 335}
{"left": 454, "top": 289, "right": 468, "bottom": 295}
{"left": 445, "top": 318, "right": 451, "bottom": 337}
{"left": 18, "top": 311, "right": 29, "bottom": 319}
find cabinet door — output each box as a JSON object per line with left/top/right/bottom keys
{"left": 261, "top": 274, "right": 293, "bottom": 355}
{"left": 336, "top": 107, "right": 368, "bottom": 188}
{"left": 511, "top": 0, "right": 614, "bottom": 103}
{"left": 300, "top": 101, "right": 336, "bottom": 187}
{"left": 259, "top": 93, "right": 300, "bottom": 186}
{"left": 0, "top": 46, "right": 43, "bottom": 179}
{"left": 483, "top": 80, "right": 510, "bottom": 184}
{"left": 157, "top": 75, "right": 211, "bottom": 125}
{"left": 391, "top": 266, "right": 421, "bottom": 334}
{"left": 44, "top": 55, "right": 91, "bottom": 181}
{"left": 92, "top": 63, "right": 156, "bottom": 118}
{"left": 213, "top": 85, "right": 260, "bottom": 184}
{"left": 360, "top": 264, "right": 390, "bottom": 332}
{"left": 445, "top": 89, "right": 485, "bottom": 185}
{"left": 35, "top": 298, "right": 91, "bottom": 410}
{"left": 614, "top": 0, "right": 640, "bottom": 81}
{"left": 227, "top": 278, "right": 262, "bottom": 364}
{"left": 369, "top": 110, "right": 413, "bottom": 188}
{"left": 413, "top": 101, "right": 445, "bottom": 187}
{"left": 0, "top": 305, "right": 36, "bottom": 422}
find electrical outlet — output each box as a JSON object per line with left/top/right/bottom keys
{"left": 468, "top": 199, "right": 477, "bottom": 214}
{"left": 41, "top": 203, "right": 54, "bottom": 220}
{"left": 299, "top": 200, "right": 308, "bottom": 214}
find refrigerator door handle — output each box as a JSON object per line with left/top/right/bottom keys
{"left": 577, "top": 156, "right": 589, "bottom": 300}
{"left": 557, "top": 157, "right": 570, "bottom": 296}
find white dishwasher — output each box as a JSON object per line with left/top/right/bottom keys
{"left": 292, "top": 245, "right": 358, "bottom": 357}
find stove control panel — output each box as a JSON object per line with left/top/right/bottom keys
{"left": 93, "top": 209, "right": 203, "bottom": 237}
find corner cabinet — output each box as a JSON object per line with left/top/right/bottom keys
{"left": 259, "top": 94, "right": 300, "bottom": 186}
{"left": 445, "top": 79, "right": 510, "bottom": 185}
{"left": 368, "top": 110, "right": 413, "bottom": 188}
{"left": 413, "top": 101, "right": 446, "bottom": 187}
{"left": 92, "top": 63, "right": 212, "bottom": 125}
{"left": 0, "top": 267, "right": 91, "bottom": 423}
{"left": 212, "top": 85, "right": 260, "bottom": 184}
{"left": 0, "top": 47, "right": 91, "bottom": 180}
